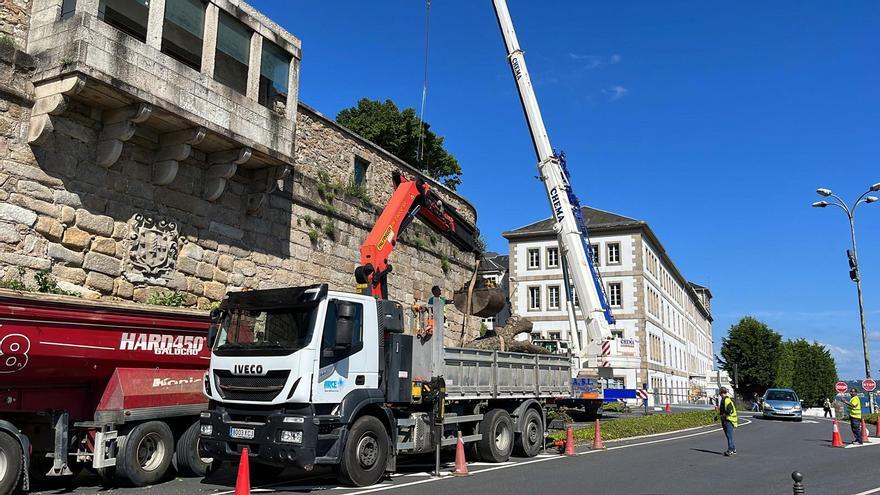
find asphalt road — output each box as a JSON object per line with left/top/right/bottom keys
{"left": 30, "top": 413, "right": 880, "bottom": 495}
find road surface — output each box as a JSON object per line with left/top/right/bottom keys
{"left": 30, "top": 413, "right": 880, "bottom": 495}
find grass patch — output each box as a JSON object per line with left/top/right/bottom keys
{"left": 307, "top": 229, "right": 320, "bottom": 243}
{"left": 549, "top": 410, "right": 718, "bottom": 445}
{"left": 865, "top": 413, "right": 878, "bottom": 425}
{"left": 146, "top": 290, "right": 188, "bottom": 307}
{"left": 0, "top": 269, "right": 79, "bottom": 297}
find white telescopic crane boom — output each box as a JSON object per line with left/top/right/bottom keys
{"left": 492, "top": 0, "right": 613, "bottom": 352}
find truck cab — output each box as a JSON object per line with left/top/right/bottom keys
{"left": 200, "top": 284, "right": 403, "bottom": 478}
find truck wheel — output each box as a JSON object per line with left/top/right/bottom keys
{"left": 117, "top": 421, "right": 174, "bottom": 486}
{"left": 0, "top": 431, "right": 23, "bottom": 495}
{"left": 514, "top": 408, "right": 543, "bottom": 458}
{"left": 476, "top": 409, "right": 514, "bottom": 463}
{"left": 338, "top": 416, "right": 389, "bottom": 487}
{"left": 174, "top": 421, "right": 212, "bottom": 477}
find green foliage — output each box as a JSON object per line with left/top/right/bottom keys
{"left": 549, "top": 411, "right": 718, "bottom": 445}
{"left": 322, "top": 222, "right": 336, "bottom": 241}
{"left": 474, "top": 235, "right": 487, "bottom": 255}
{"left": 0, "top": 278, "right": 29, "bottom": 291}
{"left": 0, "top": 34, "right": 15, "bottom": 48}
{"left": 720, "top": 316, "right": 782, "bottom": 398}
{"left": 341, "top": 181, "right": 373, "bottom": 207}
{"left": 440, "top": 255, "right": 450, "bottom": 274}
{"left": 775, "top": 340, "right": 796, "bottom": 389}
{"left": 146, "top": 291, "right": 188, "bottom": 307}
{"left": 602, "top": 402, "right": 627, "bottom": 413}
{"left": 479, "top": 322, "right": 488, "bottom": 336}
{"left": 307, "top": 229, "right": 320, "bottom": 243}
{"left": 865, "top": 413, "right": 879, "bottom": 426}
{"left": 301, "top": 215, "right": 323, "bottom": 229}
{"left": 200, "top": 301, "right": 221, "bottom": 311}
{"left": 34, "top": 271, "right": 79, "bottom": 296}
{"left": 788, "top": 339, "right": 837, "bottom": 406}
{"left": 336, "top": 98, "right": 462, "bottom": 189}
{"left": 546, "top": 408, "right": 575, "bottom": 425}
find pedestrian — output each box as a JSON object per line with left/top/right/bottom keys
{"left": 823, "top": 398, "right": 832, "bottom": 418}
{"left": 837, "top": 388, "right": 863, "bottom": 444}
{"left": 751, "top": 392, "right": 760, "bottom": 412}
{"left": 716, "top": 386, "right": 738, "bottom": 456}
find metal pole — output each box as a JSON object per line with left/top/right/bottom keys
{"left": 848, "top": 213, "right": 874, "bottom": 413}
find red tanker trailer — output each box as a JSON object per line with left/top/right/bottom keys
{"left": 0, "top": 289, "right": 212, "bottom": 494}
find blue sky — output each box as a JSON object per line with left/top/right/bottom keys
{"left": 255, "top": 1, "right": 879, "bottom": 379}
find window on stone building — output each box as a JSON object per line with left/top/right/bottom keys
{"left": 354, "top": 157, "right": 369, "bottom": 186}
{"left": 607, "top": 242, "right": 621, "bottom": 265}
{"left": 527, "top": 286, "right": 541, "bottom": 311}
{"left": 546, "top": 247, "right": 559, "bottom": 268}
{"left": 161, "top": 0, "right": 205, "bottom": 71}
{"left": 61, "top": 0, "right": 77, "bottom": 19}
{"left": 571, "top": 286, "right": 579, "bottom": 307}
{"left": 590, "top": 244, "right": 600, "bottom": 266}
{"left": 258, "top": 40, "right": 291, "bottom": 111}
{"left": 98, "top": 0, "right": 149, "bottom": 42}
{"left": 527, "top": 248, "right": 540, "bottom": 270}
{"left": 215, "top": 11, "right": 251, "bottom": 95}
{"left": 549, "top": 331, "right": 561, "bottom": 341}
{"left": 612, "top": 329, "right": 624, "bottom": 339}
{"left": 547, "top": 285, "right": 560, "bottom": 310}
{"left": 608, "top": 282, "right": 622, "bottom": 307}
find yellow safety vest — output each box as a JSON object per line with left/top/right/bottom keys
{"left": 721, "top": 397, "right": 738, "bottom": 427}
{"left": 850, "top": 396, "right": 862, "bottom": 419}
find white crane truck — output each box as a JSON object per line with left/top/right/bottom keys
{"left": 199, "top": 0, "right": 615, "bottom": 487}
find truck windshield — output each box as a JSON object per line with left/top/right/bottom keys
{"left": 213, "top": 304, "right": 318, "bottom": 355}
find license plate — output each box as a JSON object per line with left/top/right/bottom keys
{"left": 229, "top": 427, "right": 255, "bottom": 440}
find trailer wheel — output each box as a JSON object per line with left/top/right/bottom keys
{"left": 0, "top": 431, "right": 23, "bottom": 495}
{"left": 514, "top": 408, "right": 543, "bottom": 458}
{"left": 174, "top": 421, "right": 212, "bottom": 477}
{"left": 476, "top": 409, "right": 514, "bottom": 463}
{"left": 338, "top": 416, "right": 389, "bottom": 487}
{"left": 117, "top": 421, "right": 174, "bottom": 486}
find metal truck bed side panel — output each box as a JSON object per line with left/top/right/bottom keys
{"left": 443, "top": 347, "right": 571, "bottom": 400}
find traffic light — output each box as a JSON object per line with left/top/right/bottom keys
{"left": 847, "top": 249, "right": 859, "bottom": 282}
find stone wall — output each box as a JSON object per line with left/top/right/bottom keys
{"left": 0, "top": 47, "right": 482, "bottom": 345}
{"left": 0, "top": 0, "right": 30, "bottom": 48}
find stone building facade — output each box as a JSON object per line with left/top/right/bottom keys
{"left": 0, "top": 0, "right": 482, "bottom": 344}
{"left": 503, "top": 207, "right": 713, "bottom": 404}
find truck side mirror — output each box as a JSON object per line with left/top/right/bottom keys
{"left": 335, "top": 302, "right": 356, "bottom": 348}
{"left": 208, "top": 309, "right": 223, "bottom": 348}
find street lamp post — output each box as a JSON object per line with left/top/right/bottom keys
{"left": 813, "top": 183, "right": 880, "bottom": 413}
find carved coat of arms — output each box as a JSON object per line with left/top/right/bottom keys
{"left": 127, "top": 214, "right": 184, "bottom": 279}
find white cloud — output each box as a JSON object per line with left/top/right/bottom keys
{"left": 602, "top": 86, "right": 629, "bottom": 101}
{"left": 567, "top": 53, "right": 604, "bottom": 70}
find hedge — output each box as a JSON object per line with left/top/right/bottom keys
{"left": 865, "top": 413, "right": 878, "bottom": 425}
{"left": 549, "top": 410, "right": 719, "bottom": 445}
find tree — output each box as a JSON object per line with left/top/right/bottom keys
{"left": 336, "top": 99, "right": 463, "bottom": 189}
{"left": 719, "top": 316, "right": 781, "bottom": 398}
{"left": 775, "top": 340, "right": 796, "bottom": 389}
{"left": 789, "top": 340, "right": 838, "bottom": 406}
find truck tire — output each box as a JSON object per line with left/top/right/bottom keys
{"left": 116, "top": 421, "right": 174, "bottom": 487}
{"left": 514, "top": 408, "right": 543, "bottom": 458}
{"left": 174, "top": 421, "right": 212, "bottom": 477}
{"left": 0, "top": 431, "right": 23, "bottom": 495}
{"left": 476, "top": 409, "right": 514, "bottom": 463}
{"left": 338, "top": 416, "right": 389, "bottom": 487}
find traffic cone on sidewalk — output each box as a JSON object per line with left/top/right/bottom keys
{"left": 592, "top": 419, "right": 605, "bottom": 450}
{"left": 861, "top": 418, "right": 870, "bottom": 444}
{"left": 665, "top": 403, "right": 671, "bottom": 413}
{"left": 564, "top": 426, "right": 576, "bottom": 456}
{"left": 831, "top": 419, "right": 844, "bottom": 448}
{"left": 452, "top": 432, "right": 470, "bottom": 476}
{"left": 234, "top": 447, "right": 250, "bottom": 495}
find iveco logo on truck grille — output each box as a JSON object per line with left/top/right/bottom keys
{"left": 233, "top": 364, "right": 265, "bottom": 375}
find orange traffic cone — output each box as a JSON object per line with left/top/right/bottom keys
{"left": 452, "top": 432, "right": 470, "bottom": 476}
{"left": 592, "top": 419, "right": 605, "bottom": 449}
{"left": 875, "top": 419, "right": 880, "bottom": 438}
{"left": 861, "top": 418, "right": 870, "bottom": 444}
{"left": 831, "top": 419, "right": 844, "bottom": 448}
{"left": 234, "top": 447, "right": 251, "bottom": 495}
{"left": 564, "top": 426, "right": 576, "bottom": 456}
{"left": 665, "top": 403, "right": 671, "bottom": 413}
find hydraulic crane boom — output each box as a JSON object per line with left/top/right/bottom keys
{"left": 355, "top": 171, "right": 479, "bottom": 299}
{"left": 492, "top": 0, "right": 613, "bottom": 357}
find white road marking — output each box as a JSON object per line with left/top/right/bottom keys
{"left": 843, "top": 438, "right": 880, "bottom": 449}
{"left": 39, "top": 341, "right": 115, "bottom": 350}
{"left": 852, "top": 487, "right": 880, "bottom": 495}
{"left": 802, "top": 420, "right": 818, "bottom": 424}
{"left": 221, "top": 420, "right": 751, "bottom": 495}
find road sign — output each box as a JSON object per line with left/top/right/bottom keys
{"left": 863, "top": 378, "right": 876, "bottom": 392}
{"left": 836, "top": 381, "right": 849, "bottom": 394}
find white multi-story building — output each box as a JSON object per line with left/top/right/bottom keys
{"left": 503, "top": 207, "right": 713, "bottom": 404}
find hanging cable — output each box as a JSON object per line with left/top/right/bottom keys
{"left": 416, "top": 0, "right": 431, "bottom": 164}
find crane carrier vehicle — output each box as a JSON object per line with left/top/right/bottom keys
{"left": 200, "top": 3, "right": 619, "bottom": 486}
{"left": 0, "top": 290, "right": 212, "bottom": 495}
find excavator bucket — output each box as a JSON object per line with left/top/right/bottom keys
{"left": 452, "top": 283, "right": 506, "bottom": 317}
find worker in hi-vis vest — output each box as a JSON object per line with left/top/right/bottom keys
{"left": 716, "top": 387, "right": 738, "bottom": 456}
{"left": 838, "top": 388, "right": 863, "bottom": 444}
